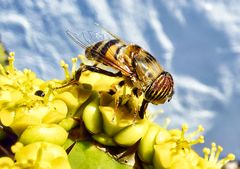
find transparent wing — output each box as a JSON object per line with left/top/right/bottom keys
{"left": 94, "top": 23, "right": 124, "bottom": 42}
{"left": 66, "top": 30, "right": 108, "bottom": 49}
{"left": 66, "top": 23, "right": 126, "bottom": 49}
{"left": 66, "top": 30, "right": 132, "bottom": 76}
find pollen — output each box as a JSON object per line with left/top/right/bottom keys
{"left": 202, "top": 142, "right": 235, "bottom": 168}
{"left": 60, "top": 60, "right": 70, "bottom": 79}
{"left": 7, "top": 52, "right": 15, "bottom": 74}
{"left": 173, "top": 124, "right": 205, "bottom": 151}
{"left": 78, "top": 54, "right": 85, "bottom": 63}
{"left": 71, "top": 57, "right": 78, "bottom": 77}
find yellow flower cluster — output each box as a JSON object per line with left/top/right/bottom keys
{"left": 1, "top": 142, "right": 70, "bottom": 169}
{"left": 0, "top": 53, "right": 73, "bottom": 169}
{"left": 0, "top": 53, "right": 235, "bottom": 169}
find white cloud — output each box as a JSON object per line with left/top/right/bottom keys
{"left": 0, "top": 14, "right": 33, "bottom": 46}
{"left": 116, "top": 0, "right": 150, "bottom": 49}
{"left": 218, "top": 64, "right": 234, "bottom": 102}
{"left": 193, "top": 0, "right": 240, "bottom": 54}
{"left": 148, "top": 5, "right": 174, "bottom": 69}
{"left": 175, "top": 75, "right": 225, "bottom": 101}
{"left": 161, "top": 0, "right": 188, "bottom": 25}
{"left": 86, "top": 0, "right": 119, "bottom": 33}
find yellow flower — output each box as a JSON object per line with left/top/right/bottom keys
{"left": 153, "top": 124, "right": 205, "bottom": 169}
{"left": 13, "top": 141, "right": 71, "bottom": 169}
{"left": 198, "top": 143, "right": 235, "bottom": 169}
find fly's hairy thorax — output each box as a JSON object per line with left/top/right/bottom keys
{"left": 124, "top": 45, "right": 164, "bottom": 89}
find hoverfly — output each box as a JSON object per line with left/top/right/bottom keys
{"left": 66, "top": 25, "right": 174, "bottom": 119}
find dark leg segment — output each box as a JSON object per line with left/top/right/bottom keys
{"left": 84, "top": 65, "right": 122, "bottom": 77}
{"left": 79, "top": 65, "right": 122, "bottom": 78}
{"left": 132, "top": 87, "right": 139, "bottom": 97}
{"left": 139, "top": 99, "right": 149, "bottom": 119}
{"left": 55, "top": 65, "right": 122, "bottom": 90}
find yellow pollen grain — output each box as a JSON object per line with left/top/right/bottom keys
{"left": 71, "top": 57, "right": 78, "bottom": 77}
{"left": 60, "top": 60, "right": 70, "bottom": 79}
{"left": 203, "top": 147, "right": 210, "bottom": 160}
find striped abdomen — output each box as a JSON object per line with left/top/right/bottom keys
{"left": 85, "top": 39, "right": 132, "bottom": 76}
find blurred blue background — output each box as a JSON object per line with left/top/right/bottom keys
{"left": 0, "top": 0, "right": 239, "bottom": 159}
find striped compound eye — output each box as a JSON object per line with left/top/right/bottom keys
{"left": 144, "top": 71, "right": 174, "bottom": 105}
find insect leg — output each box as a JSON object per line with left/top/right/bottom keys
{"left": 53, "top": 66, "right": 85, "bottom": 90}
{"left": 81, "top": 65, "right": 123, "bottom": 77}
{"left": 132, "top": 87, "right": 143, "bottom": 97}
{"left": 55, "top": 64, "right": 122, "bottom": 90}
{"left": 139, "top": 99, "right": 149, "bottom": 119}
{"left": 73, "top": 63, "right": 98, "bottom": 82}
{"left": 74, "top": 66, "right": 84, "bottom": 81}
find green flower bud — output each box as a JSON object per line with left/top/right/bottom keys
{"left": 52, "top": 99, "right": 68, "bottom": 115}
{"left": 99, "top": 106, "right": 133, "bottom": 137}
{"left": 19, "top": 124, "right": 68, "bottom": 145}
{"left": 114, "top": 119, "right": 149, "bottom": 147}
{"left": 138, "top": 123, "right": 160, "bottom": 163}
{"left": 59, "top": 117, "right": 78, "bottom": 131}
{"left": 155, "top": 128, "right": 171, "bottom": 145}
{"left": 82, "top": 92, "right": 103, "bottom": 134}
{"left": 67, "top": 84, "right": 92, "bottom": 106}
{"left": 55, "top": 85, "right": 92, "bottom": 116}
{"left": 92, "top": 133, "right": 117, "bottom": 146}
{"left": 55, "top": 91, "right": 79, "bottom": 115}
{"left": 42, "top": 110, "right": 67, "bottom": 124}
{"left": 42, "top": 100, "right": 68, "bottom": 124}
{"left": 153, "top": 143, "right": 173, "bottom": 169}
